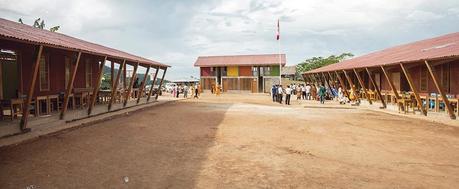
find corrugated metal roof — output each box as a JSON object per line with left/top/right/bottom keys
{"left": 306, "top": 32, "right": 459, "bottom": 73}
{"left": 0, "top": 18, "right": 168, "bottom": 67}
{"left": 194, "top": 54, "right": 286, "bottom": 67}
{"left": 281, "top": 65, "right": 296, "bottom": 75}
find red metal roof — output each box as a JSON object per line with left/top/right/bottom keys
{"left": 306, "top": 32, "right": 459, "bottom": 73}
{"left": 194, "top": 54, "right": 286, "bottom": 67}
{"left": 0, "top": 18, "right": 168, "bottom": 67}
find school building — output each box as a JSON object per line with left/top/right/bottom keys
{"left": 0, "top": 17, "right": 169, "bottom": 135}
{"left": 194, "top": 54, "right": 286, "bottom": 93}
{"left": 303, "top": 32, "right": 459, "bottom": 120}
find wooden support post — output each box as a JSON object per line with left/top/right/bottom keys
{"left": 343, "top": 70, "right": 360, "bottom": 101}
{"left": 136, "top": 66, "right": 150, "bottom": 104}
{"left": 302, "top": 74, "right": 308, "bottom": 83}
{"left": 108, "top": 60, "right": 125, "bottom": 111}
{"left": 316, "top": 73, "right": 323, "bottom": 86}
{"left": 111, "top": 61, "right": 114, "bottom": 88}
{"left": 60, "top": 51, "right": 82, "bottom": 119}
{"left": 123, "top": 62, "right": 139, "bottom": 107}
{"left": 310, "top": 74, "right": 318, "bottom": 89}
{"left": 365, "top": 68, "right": 386, "bottom": 108}
{"left": 400, "top": 63, "right": 427, "bottom": 116}
{"left": 20, "top": 45, "right": 43, "bottom": 130}
{"left": 425, "top": 60, "right": 456, "bottom": 119}
{"left": 353, "top": 69, "right": 372, "bottom": 104}
{"left": 88, "top": 56, "right": 107, "bottom": 115}
{"left": 155, "top": 67, "right": 167, "bottom": 100}
{"left": 327, "top": 72, "right": 336, "bottom": 87}
{"left": 123, "top": 64, "right": 127, "bottom": 89}
{"left": 381, "top": 65, "right": 400, "bottom": 100}
{"left": 335, "top": 71, "right": 349, "bottom": 97}
{"left": 147, "top": 66, "right": 159, "bottom": 102}
{"left": 321, "top": 72, "right": 330, "bottom": 90}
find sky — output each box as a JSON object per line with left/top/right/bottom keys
{"left": 1, "top": 0, "right": 459, "bottom": 80}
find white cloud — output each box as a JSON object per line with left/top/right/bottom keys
{"left": 1, "top": 0, "right": 459, "bottom": 80}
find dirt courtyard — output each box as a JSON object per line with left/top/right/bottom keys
{"left": 1, "top": 93, "right": 459, "bottom": 188}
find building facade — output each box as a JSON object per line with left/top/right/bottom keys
{"left": 194, "top": 54, "right": 286, "bottom": 93}
{"left": 304, "top": 32, "right": 459, "bottom": 120}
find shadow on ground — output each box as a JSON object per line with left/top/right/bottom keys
{"left": 0, "top": 100, "right": 230, "bottom": 188}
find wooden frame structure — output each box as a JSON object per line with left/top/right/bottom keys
{"left": 0, "top": 18, "right": 170, "bottom": 134}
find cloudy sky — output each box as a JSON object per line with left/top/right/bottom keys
{"left": 1, "top": 0, "right": 458, "bottom": 80}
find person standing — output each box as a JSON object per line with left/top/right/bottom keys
{"left": 271, "top": 85, "right": 277, "bottom": 102}
{"left": 296, "top": 85, "right": 302, "bottom": 100}
{"left": 176, "top": 85, "right": 180, "bottom": 98}
{"left": 285, "top": 86, "right": 292, "bottom": 105}
{"left": 194, "top": 85, "right": 199, "bottom": 99}
{"left": 277, "top": 85, "right": 283, "bottom": 104}
{"left": 318, "top": 84, "right": 326, "bottom": 104}
{"left": 305, "top": 84, "right": 311, "bottom": 100}
{"left": 183, "top": 85, "right": 188, "bottom": 98}
{"left": 172, "top": 85, "right": 177, "bottom": 98}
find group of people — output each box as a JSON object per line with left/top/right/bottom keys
{"left": 271, "top": 83, "right": 353, "bottom": 105}
{"left": 171, "top": 84, "right": 200, "bottom": 99}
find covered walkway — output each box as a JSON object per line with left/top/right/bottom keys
{"left": 303, "top": 32, "right": 459, "bottom": 120}
{"left": 0, "top": 18, "right": 169, "bottom": 136}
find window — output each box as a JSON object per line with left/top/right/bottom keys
{"left": 85, "top": 60, "right": 93, "bottom": 88}
{"left": 420, "top": 66, "right": 428, "bottom": 91}
{"left": 263, "top": 66, "right": 271, "bottom": 76}
{"left": 39, "top": 55, "right": 49, "bottom": 91}
{"left": 65, "top": 57, "right": 70, "bottom": 89}
{"left": 252, "top": 66, "right": 258, "bottom": 76}
{"left": 441, "top": 63, "right": 450, "bottom": 93}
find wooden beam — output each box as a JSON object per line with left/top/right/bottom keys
{"left": 381, "top": 65, "right": 401, "bottom": 100}
{"left": 321, "top": 72, "right": 331, "bottom": 91}
{"left": 108, "top": 60, "right": 125, "bottom": 111}
{"left": 353, "top": 69, "right": 372, "bottom": 104}
{"left": 60, "top": 51, "right": 82, "bottom": 119}
{"left": 123, "top": 62, "right": 139, "bottom": 107}
{"left": 400, "top": 63, "right": 427, "bottom": 116}
{"left": 155, "top": 67, "right": 167, "bottom": 100}
{"left": 335, "top": 71, "right": 350, "bottom": 97}
{"left": 424, "top": 60, "right": 456, "bottom": 119}
{"left": 87, "top": 56, "right": 107, "bottom": 115}
{"left": 147, "top": 66, "right": 160, "bottom": 102}
{"left": 20, "top": 45, "right": 43, "bottom": 131}
{"left": 136, "top": 66, "right": 150, "bottom": 104}
{"left": 365, "top": 68, "right": 386, "bottom": 108}
{"left": 123, "top": 64, "right": 127, "bottom": 89}
{"left": 327, "top": 72, "right": 335, "bottom": 86}
{"left": 110, "top": 61, "right": 114, "bottom": 88}
{"left": 343, "top": 70, "right": 360, "bottom": 101}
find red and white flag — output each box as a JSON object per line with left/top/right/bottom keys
{"left": 276, "top": 19, "right": 280, "bottom": 40}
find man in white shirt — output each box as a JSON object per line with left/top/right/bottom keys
{"left": 277, "top": 85, "right": 283, "bottom": 104}
{"left": 305, "top": 84, "right": 311, "bottom": 100}
{"left": 285, "top": 86, "right": 292, "bottom": 105}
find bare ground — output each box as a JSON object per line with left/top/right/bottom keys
{"left": 1, "top": 93, "right": 459, "bottom": 189}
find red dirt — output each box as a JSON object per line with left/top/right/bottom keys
{"left": 1, "top": 93, "right": 458, "bottom": 188}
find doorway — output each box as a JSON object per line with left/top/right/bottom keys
{"left": 0, "top": 50, "right": 20, "bottom": 100}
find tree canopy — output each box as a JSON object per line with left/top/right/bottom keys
{"left": 296, "top": 53, "right": 354, "bottom": 74}
{"left": 18, "top": 18, "right": 60, "bottom": 32}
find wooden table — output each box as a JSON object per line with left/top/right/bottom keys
{"left": 98, "top": 90, "right": 112, "bottom": 104}
{"left": 35, "top": 95, "right": 49, "bottom": 116}
{"left": 48, "top": 94, "right": 60, "bottom": 112}
{"left": 1, "top": 98, "right": 24, "bottom": 120}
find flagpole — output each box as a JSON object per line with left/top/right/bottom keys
{"left": 278, "top": 35, "right": 281, "bottom": 85}
{"left": 277, "top": 18, "right": 282, "bottom": 86}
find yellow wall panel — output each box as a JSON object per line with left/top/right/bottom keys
{"left": 227, "top": 66, "right": 239, "bottom": 77}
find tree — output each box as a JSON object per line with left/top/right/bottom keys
{"left": 18, "top": 17, "right": 60, "bottom": 32}
{"left": 296, "top": 53, "right": 354, "bottom": 74}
